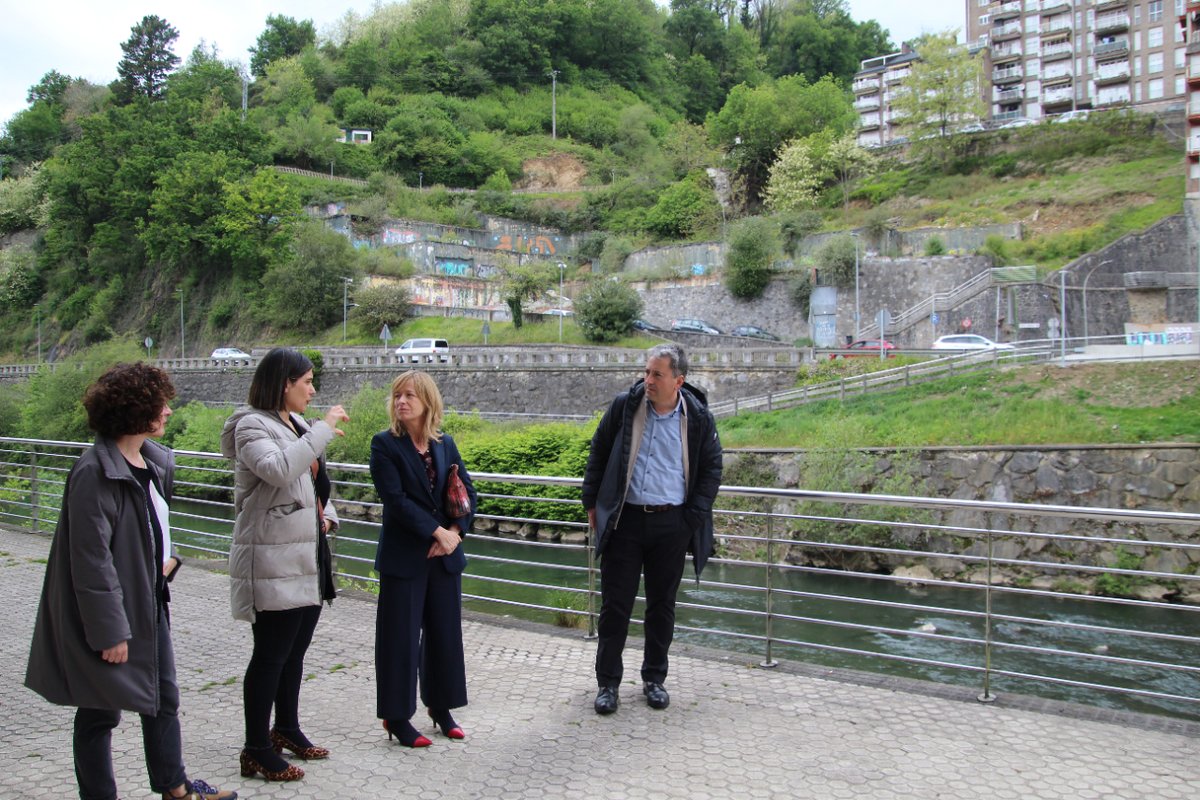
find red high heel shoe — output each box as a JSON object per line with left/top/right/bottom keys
{"left": 428, "top": 709, "right": 465, "bottom": 740}
{"left": 382, "top": 719, "right": 431, "bottom": 748}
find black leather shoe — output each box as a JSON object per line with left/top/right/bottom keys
{"left": 643, "top": 681, "right": 670, "bottom": 709}
{"left": 594, "top": 685, "right": 619, "bottom": 715}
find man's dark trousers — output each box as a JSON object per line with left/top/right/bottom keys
{"left": 596, "top": 504, "right": 692, "bottom": 687}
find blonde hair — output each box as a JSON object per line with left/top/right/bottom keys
{"left": 388, "top": 370, "right": 444, "bottom": 443}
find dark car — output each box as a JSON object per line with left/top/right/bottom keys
{"left": 670, "top": 318, "right": 722, "bottom": 335}
{"left": 730, "top": 325, "right": 780, "bottom": 341}
{"left": 831, "top": 339, "right": 896, "bottom": 359}
{"left": 632, "top": 319, "right": 662, "bottom": 331}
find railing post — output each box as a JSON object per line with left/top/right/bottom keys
{"left": 584, "top": 526, "right": 598, "bottom": 639}
{"left": 978, "top": 515, "right": 996, "bottom": 704}
{"left": 760, "top": 515, "right": 778, "bottom": 668}
{"left": 30, "top": 450, "right": 39, "bottom": 533}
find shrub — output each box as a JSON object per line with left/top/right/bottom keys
{"left": 813, "top": 234, "right": 857, "bottom": 287}
{"left": 790, "top": 274, "right": 813, "bottom": 316}
{"left": 354, "top": 283, "right": 411, "bottom": 332}
{"left": 778, "top": 210, "right": 823, "bottom": 257}
{"left": 924, "top": 237, "right": 946, "bottom": 256}
{"left": 574, "top": 278, "right": 643, "bottom": 343}
{"left": 724, "top": 217, "right": 778, "bottom": 299}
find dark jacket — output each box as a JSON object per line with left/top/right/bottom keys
{"left": 370, "top": 430, "right": 476, "bottom": 579}
{"left": 26, "top": 437, "right": 176, "bottom": 716}
{"left": 582, "top": 379, "right": 723, "bottom": 577}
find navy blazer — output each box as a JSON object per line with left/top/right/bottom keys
{"left": 369, "top": 430, "right": 476, "bottom": 579}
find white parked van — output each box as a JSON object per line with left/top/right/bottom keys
{"left": 395, "top": 338, "right": 450, "bottom": 363}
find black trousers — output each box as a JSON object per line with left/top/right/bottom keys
{"left": 73, "top": 606, "right": 186, "bottom": 800}
{"left": 244, "top": 604, "right": 321, "bottom": 750}
{"left": 376, "top": 566, "right": 467, "bottom": 721}
{"left": 595, "top": 505, "right": 691, "bottom": 687}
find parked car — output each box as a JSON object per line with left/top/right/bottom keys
{"left": 831, "top": 339, "right": 896, "bottom": 359}
{"left": 730, "top": 325, "right": 780, "bottom": 341}
{"left": 632, "top": 319, "right": 662, "bottom": 331}
{"left": 1000, "top": 117, "right": 1036, "bottom": 129}
{"left": 1054, "top": 109, "right": 1090, "bottom": 124}
{"left": 957, "top": 122, "right": 986, "bottom": 135}
{"left": 210, "top": 347, "right": 252, "bottom": 365}
{"left": 931, "top": 334, "right": 1015, "bottom": 351}
{"left": 395, "top": 337, "right": 450, "bottom": 363}
{"left": 670, "top": 318, "right": 722, "bottom": 335}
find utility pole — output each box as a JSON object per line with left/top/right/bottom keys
{"left": 177, "top": 287, "right": 185, "bottom": 359}
{"left": 342, "top": 277, "right": 354, "bottom": 342}
{"left": 548, "top": 69, "right": 559, "bottom": 140}
{"left": 241, "top": 74, "right": 248, "bottom": 122}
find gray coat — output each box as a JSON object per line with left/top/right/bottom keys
{"left": 221, "top": 408, "right": 338, "bottom": 623}
{"left": 25, "top": 437, "right": 176, "bottom": 716}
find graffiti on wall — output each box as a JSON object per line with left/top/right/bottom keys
{"left": 475, "top": 264, "right": 501, "bottom": 279}
{"left": 409, "top": 275, "right": 502, "bottom": 309}
{"left": 1125, "top": 325, "right": 1196, "bottom": 346}
{"left": 382, "top": 226, "right": 420, "bottom": 245}
{"left": 493, "top": 234, "right": 558, "bottom": 255}
{"left": 436, "top": 259, "right": 472, "bottom": 277}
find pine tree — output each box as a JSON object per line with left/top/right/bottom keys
{"left": 115, "top": 15, "right": 180, "bottom": 102}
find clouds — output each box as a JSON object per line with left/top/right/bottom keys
{"left": 845, "top": 1, "right": 963, "bottom": 46}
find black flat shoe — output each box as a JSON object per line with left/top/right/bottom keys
{"left": 594, "top": 685, "right": 619, "bottom": 715}
{"left": 643, "top": 681, "right": 670, "bottom": 710}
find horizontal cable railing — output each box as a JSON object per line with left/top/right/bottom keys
{"left": 2, "top": 437, "right": 1198, "bottom": 720}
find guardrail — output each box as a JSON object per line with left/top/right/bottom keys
{"left": 2, "top": 437, "right": 1197, "bottom": 719}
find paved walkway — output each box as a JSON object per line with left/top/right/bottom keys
{"left": 1, "top": 527, "right": 1198, "bottom": 799}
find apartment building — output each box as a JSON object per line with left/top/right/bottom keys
{"left": 967, "top": 0, "right": 1188, "bottom": 122}
{"left": 856, "top": 1, "right": 1189, "bottom": 146}
{"left": 1182, "top": 2, "right": 1200, "bottom": 193}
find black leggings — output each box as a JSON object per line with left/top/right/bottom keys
{"left": 244, "top": 605, "right": 321, "bottom": 750}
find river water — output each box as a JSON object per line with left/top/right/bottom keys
{"left": 173, "top": 501, "right": 1200, "bottom": 722}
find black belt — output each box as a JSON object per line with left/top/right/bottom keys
{"left": 625, "top": 503, "right": 681, "bottom": 514}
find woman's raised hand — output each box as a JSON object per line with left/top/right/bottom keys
{"left": 324, "top": 404, "right": 350, "bottom": 436}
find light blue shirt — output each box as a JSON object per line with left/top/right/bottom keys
{"left": 625, "top": 395, "right": 686, "bottom": 506}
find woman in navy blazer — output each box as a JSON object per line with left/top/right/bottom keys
{"left": 369, "top": 371, "right": 476, "bottom": 748}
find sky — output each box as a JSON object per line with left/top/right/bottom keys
{"left": 1, "top": 1, "right": 963, "bottom": 130}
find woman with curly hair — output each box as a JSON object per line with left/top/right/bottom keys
{"left": 26, "top": 362, "right": 237, "bottom": 800}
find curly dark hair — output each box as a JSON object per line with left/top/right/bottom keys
{"left": 82, "top": 363, "right": 177, "bottom": 439}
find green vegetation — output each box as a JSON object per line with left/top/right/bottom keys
{"left": 719, "top": 361, "right": 1200, "bottom": 449}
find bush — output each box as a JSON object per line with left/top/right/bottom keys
{"left": 790, "top": 274, "right": 813, "bottom": 316}
{"left": 778, "top": 210, "right": 823, "bottom": 257}
{"left": 574, "top": 278, "right": 643, "bottom": 343}
{"left": 19, "top": 339, "right": 145, "bottom": 442}
{"left": 724, "top": 217, "right": 778, "bottom": 299}
{"left": 924, "top": 237, "right": 946, "bottom": 256}
{"left": 813, "top": 234, "right": 857, "bottom": 288}
{"left": 643, "top": 172, "right": 719, "bottom": 239}
{"left": 354, "top": 283, "right": 411, "bottom": 332}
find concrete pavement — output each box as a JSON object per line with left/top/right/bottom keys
{"left": 1, "top": 526, "right": 1197, "bottom": 799}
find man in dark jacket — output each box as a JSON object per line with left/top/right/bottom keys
{"left": 582, "top": 343, "right": 723, "bottom": 714}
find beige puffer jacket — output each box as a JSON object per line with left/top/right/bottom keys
{"left": 221, "top": 408, "right": 337, "bottom": 623}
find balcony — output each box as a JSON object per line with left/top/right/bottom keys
{"left": 1042, "top": 87, "right": 1075, "bottom": 107}
{"left": 995, "top": 87, "right": 1025, "bottom": 104}
{"left": 1041, "top": 42, "right": 1073, "bottom": 62}
{"left": 994, "top": 0, "right": 1022, "bottom": 20}
{"left": 991, "top": 43, "right": 1023, "bottom": 63}
{"left": 1189, "top": 101, "right": 1200, "bottom": 119}
{"left": 859, "top": 113, "right": 881, "bottom": 130}
{"left": 993, "top": 66, "right": 1023, "bottom": 84}
{"left": 854, "top": 95, "right": 881, "bottom": 111}
{"left": 1040, "top": 0, "right": 1070, "bottom": 13}
{"left": 1095, "top": 90, "right": 1131, "bottom": 107}
{"left": 1095, "top": 13, "right": 1130, "bottom": 34}
{"left": 884, "top": 68, "right": 910, "bottom": 83}
{"left": 1190, "top": 60, "right": 1200, "bottom": 83}
{"left": 991, "top": 22, "right": 1022, "bottom": 42}
{"left": 1094, "top": 38, "right": 1130, "bottom": 58}
{"left": 1096, "top": 0, "right": 1128, "bottom": 10}
{"left": 1040, "top": 20, "right": 1072, "bottom": 40}
{"left": 1095, "top": 61, "right": 1131, "bottom": 85}
{"left": 853, "top": 76, "right": 881, "bottom": 94}
{"left": 1041, "top": 70, "right": 1074, "bottom": 86}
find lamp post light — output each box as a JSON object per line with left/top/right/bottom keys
{"left": 557, "top": 262, "right": 567, "bottom": 343}
{"left": 176, "top": 288, "right": 185, "bottom": 360}
{"left": 34, "top": 305, "right": 41, "bottom": 364}
{"left": 852, "top": 232, "right": 861, "bottom": 340}
{"left": 341, "top": 277, "right": 354, "bottom": 342}
{"left": 1081, "top": 259, "right": 1112, "bottom": 347}
{"left": 1059, "top": 268, "right": 1068, "bottom": 365}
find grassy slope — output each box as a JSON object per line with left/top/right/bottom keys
{"left": 717, "top": 360, "right": 1200, "bottom": 448}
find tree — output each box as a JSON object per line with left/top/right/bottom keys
{"left": 763, "top": 138, "right": 822, "bottom": 212}
{"left": 260, "top": 223, "right": 358, "bottom": 333}
{"left": 501, "top": 261, "right": 556, "bottom": 328}
{"left": 814, "top": 233, "right": 857, "bottom": 287}
{"left": 826, "top": 133, "right": 874, "bottom": 210}
{"left": 575, "top": 278, "right": 643, "bottom": 343}
{"left": 115, "top": 15, "right": 181, "bottom": 102}
{"left": 644, "top": 172, "right": 720, "bottom": 239}
{"left": 724, "top": 217, "right": 778, "bottom": 299}
{"left": 890, "top": 31, "right": 986, "bottom": 147}
{"left": 217, "top": 167, "right": 303, "bottom": 281}
{"left": 249, "top": 15, "right": 317, "bottom": 77}
{"left": 353, "top": 282, "right": 412, "bottom": 331}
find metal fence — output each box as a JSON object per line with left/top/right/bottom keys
{"left": 2, "top": 436, "right": 1198, "bottom": 721}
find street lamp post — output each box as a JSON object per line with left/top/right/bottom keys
{"left": 177, "top": 288, "right": 185, "bottom": 360}
{"left": 557, "top": 262, "right": 566, "bottom": 343}
{"left": 1081, "top": 259, "right": 1112, "bottom": 346}
{"left": 341, "top": 277, "right": 354, "bottom": 342}
{"left": 34, "top": 305, "right": 41, "bottom": 363}
{"left": 1059, "top": 269, "right": 1068, "bottom": 365}
{"left": 852, "top": 232, "right": 861, "bottom": 341}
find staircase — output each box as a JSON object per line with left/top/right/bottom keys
{"left": 857, "top": 266, "right": 1037, "bottom": 339}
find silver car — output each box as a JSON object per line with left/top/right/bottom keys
{"left": 931, "top": 334, "right": 1015, "bottom": 351}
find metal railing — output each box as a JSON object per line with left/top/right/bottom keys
{"left": 2, "top": 437, "right": 1197, "bottom": 719}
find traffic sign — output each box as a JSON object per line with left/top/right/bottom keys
{"left": 930, "top": 312, "right": 939, "bottom": 325}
